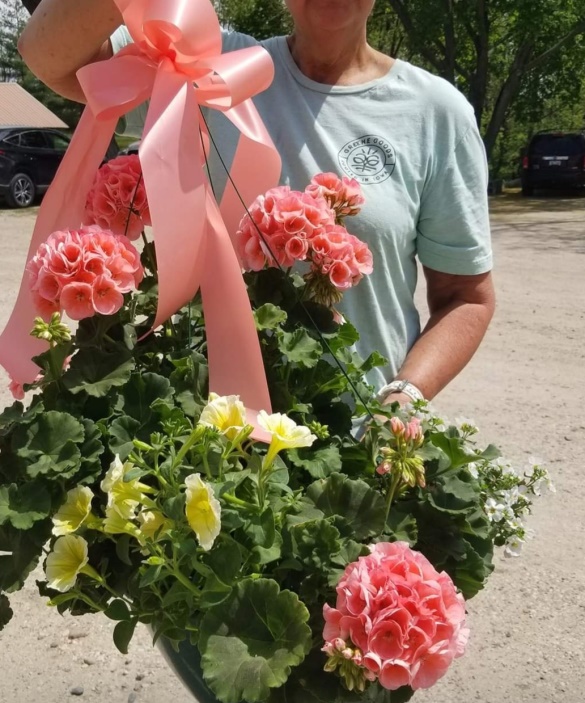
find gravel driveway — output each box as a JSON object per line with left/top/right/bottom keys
{"left": 0, "top": 193, "right": 583, "bottom": 703}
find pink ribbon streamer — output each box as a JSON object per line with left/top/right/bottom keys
{"left": 0, "top": 0, "right": 281, "bottom": 426}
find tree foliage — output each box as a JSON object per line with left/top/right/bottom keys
{"left": 215, "top": 0, "right": 292, "bottom": 39}
{"left": 383, "top": 0, "right": 585, "bottom": 164}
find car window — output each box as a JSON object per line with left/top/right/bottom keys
{"left": 530, "top": 135, "right": 584, "bottom": 156}
{"left": 2, "top": 134, "right": 20, "bottom": 146}
{"left": 46, "top": 133, "right": 70, "bottom": 150}
{"left": 19, "top": 131, "right": 49, "bottom": 149}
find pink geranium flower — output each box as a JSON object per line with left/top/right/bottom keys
{"left": 306, "top": 172, "right": 365, "bottom": 219}
{"left": 60, "top": 281, "right": 95, "bottom": 320}
{"left": 85, "top": 155, "right": 151, "bottom": 240}
{"left": 27, "top": 226, "right": 144, "bottom": 320}
{"left": 235, "top": 175, "right": 373, "bottom": 311}
{"left": 322, "top": 542, "right": 468, "bottom": 692}
{"left": 92, "top": 275, "right": 124, "bottom": 315}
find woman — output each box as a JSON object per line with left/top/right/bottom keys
{"left": 18, "top": 0, "right": 495, "bottom": 407}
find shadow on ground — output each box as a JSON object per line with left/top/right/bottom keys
{"left": 490, "top": 190, "right": 585, "bottom": 255}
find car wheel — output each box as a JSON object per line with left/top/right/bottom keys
{"left": 7, "top": 173, "right": 36, "bottom": 208}
{"left": 521, "top": 183, "right": 534, "bottom": 197}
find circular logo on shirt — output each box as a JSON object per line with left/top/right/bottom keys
{"left": 338, "top": 135, "right": 396, "bottom": 184}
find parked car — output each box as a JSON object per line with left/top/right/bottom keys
{"left": 521, "top": 130, "right": 585, "bottom": 196}
{"left": 0, "top": 127, "right": 71, "bottom": 208}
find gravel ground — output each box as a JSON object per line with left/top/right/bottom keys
{"left": 0, "top": 192, "right": 583, "bottom": 703}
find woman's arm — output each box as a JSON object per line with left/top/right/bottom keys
{"left": 17, "top": 0, "right": 122, "bottom": 102}
{"left": 382, "top": 268, "right": 496, "bottom": 405}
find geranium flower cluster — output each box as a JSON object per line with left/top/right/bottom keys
{"left": 27, "top": 225, "right": 144, "bottom": 321}
{"left": 85, "top": 154, "right": 151, "bottom": 240}
{"left": 235, "top": 173, "right": 373, "bottom": 299}
{"left": 323, "top": 542, "right": 468, "bottom": 692}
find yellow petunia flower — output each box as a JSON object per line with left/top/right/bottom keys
{"left": 52, "top": 486, "right": 95, "bottom": 536}
{"left": 103, "top": 506, "right": 144, "bottom": 543}
{"left": 101, "top": 455, "right": 155, "bottom": 519}
{"left": 257, "top": 410, "right": 317, "bottom": 467}
{"left": 137, "top": 509, "right": 171, "bottom": 542}
{"left": 45, "top": 535, "right": 99, "bottom": 592}
{"left": 198, "top": 393, "right": 247, "bottom": 441}
{"left": 184, "top": 473, "right": 221, "bottom": 551}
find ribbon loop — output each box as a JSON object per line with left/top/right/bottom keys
{"left": 0, "top": 0, "right": 281, "bottom": 430}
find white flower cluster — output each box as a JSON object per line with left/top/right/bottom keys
{"left": 401, "top": 402, "right": 554, "bottom": 559}
{"left": 471, "top": 456, "right": 554, "bottom": 557}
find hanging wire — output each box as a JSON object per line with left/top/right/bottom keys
{"left": 198, "top": 107, "right": 377, "bottom": 424}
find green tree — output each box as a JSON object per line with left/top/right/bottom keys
{"left": 383, "top": 0, "right": 585, "bottom": 161}
{"left": 215, "top": 0, "right": 291, "bottom": 39}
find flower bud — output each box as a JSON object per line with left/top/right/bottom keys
{"left": 389, "top": 417, "right": 405, "bottom": 438}
{"left": 376, "top": 461, "right": 392, "bottom": 476}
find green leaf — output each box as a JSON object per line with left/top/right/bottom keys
{"left": 105, "top": 599, "right": 131, "bottom": 622}
{"left": 358, "top": 350, "right": 387, "bottom": 374}
{"left": 169, "top": 352, "right": 208, "bottom": 417}
{"left": 285, "top": 498, "right": 325, "bottom": 527}
{"left": 324, "top": 321, "right": 360, "bottom": 354}
{"left": 13, "top": 411, "right": 84, "bottom": 479}
{"left": 478, "top": 443, "right": 501, "bottom": 462}
{"left": 63, "top": 348, "right": 135, "bottom": 397}
{"left": 328, "top": 540, "right": 370, "bottom": 587}
{"left": 278, "top": 329, "right": 322, "bottom": 368}
{"left": 109, "top": 416, "right": 141, "bottom": 460}
{"left": 0, "top": 484, "right": 51, "bottom": 529}
{"left": 162, "top": 581, "right": 195, "bottom": 609}
{"left": 287, "top": 519, "right": 341, "bottom": 570}
{"left": 122, "top": 372, "right": 173, "bottom": 425}
{"left": 77, "top": 419, "right": 105, "bottom": 484}
{"left": 288, "top": 445, "right": 342, "bottom": 480}
{"left": 199, "top": 578, "right": 312, "bottom": 703}
{"left": 385, "top": 507, "right": 418, "bottom": 544}
{"left": 139, "top": 564, "right": 163, "bottom": 588}
{"left": 113, "top": 618, "right": 138, "bottom": 655}
{"left": 427, "top": 473, "right": 479, "bottom": 514}
{"left": 306, "top": 473, "right": 386, "bottom": 540}
{"left": 0, "top": 401, "right": 43, "bottom": 432}
{"left": 254, "top": 303, "right": 288, "bottom": 330}
{"left": 241, "top": 509, "right": 282, "bottom": 565}
{"left": 0, "top": 522, "right": 49, "bottom": 592}
{"left": 0, "top": 594, "right": 13, "bottom": 631}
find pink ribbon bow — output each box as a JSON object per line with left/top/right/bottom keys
{"left": 0, "top": 0, "right": 281, "bottom": 425}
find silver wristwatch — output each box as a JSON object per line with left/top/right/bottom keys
{"left": 376, "top": 379, "right": 425, "bottom": 403}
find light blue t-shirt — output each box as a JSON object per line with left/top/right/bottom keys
{"left": 111, "top": 28, "right": 492, "bottom": 392}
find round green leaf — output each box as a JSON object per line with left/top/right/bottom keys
{"left": 306, "top": 473, "right": 386, "bottom": 540}
{"left": 199, "top": 578, "right": 311, "bottom": 703}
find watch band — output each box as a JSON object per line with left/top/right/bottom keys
{"left": 376, "top": 379, "right": 425, "bottom": 403}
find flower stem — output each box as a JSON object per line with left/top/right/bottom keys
{"left": 384, "top": 472, "right": 403, "bottom": 525}
{"left": 222, "top": 493, "right": 258, "bottom": 512}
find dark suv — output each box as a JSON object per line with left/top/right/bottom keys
{"left": 521, "top": 130, "right": 585, "bottom": 196}
{"left": 0, "top": 127, "right": 71, "bottom": 208}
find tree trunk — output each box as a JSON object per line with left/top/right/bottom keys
{"left": 467, "top": 0, "right": 490, "bottom": 129}
{"left": 482, "top": 43, "right": 533, "bottom": 161}
{"left": 442, "top": 0, "right": 456, "bottom": 84}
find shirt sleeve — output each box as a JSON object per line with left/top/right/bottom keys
{"left": 110, "top": 25, "right": 132, "bottom": 54}
{"left": 416, "top": 125, "right": 493, "bottom": 275}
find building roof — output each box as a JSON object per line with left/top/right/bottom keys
{"left": 0, "top": 82, "right": 68, "bottom": 129}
